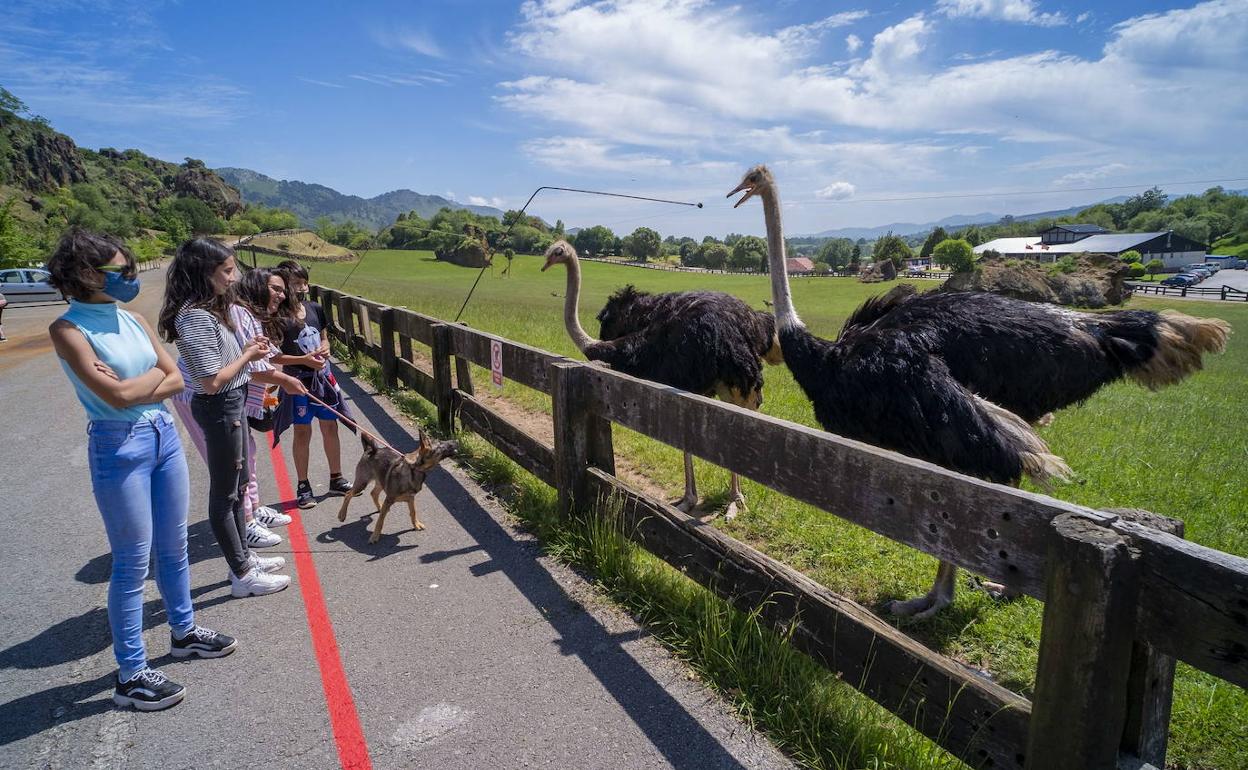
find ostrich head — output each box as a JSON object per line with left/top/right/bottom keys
{"left": 541, "top": 240, "right": 577, "bottom": 272}
{"left": 727, "top": 165, "right": 775, "bottom": 208}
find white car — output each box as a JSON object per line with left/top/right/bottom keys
{"left": 0, "top": 268, "right": 64, "bottom": 304}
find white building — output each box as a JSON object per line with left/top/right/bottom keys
{"left": 974, "top": 225, "right": 1207, "bottom": 270}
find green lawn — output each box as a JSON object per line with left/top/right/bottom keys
{"left": 271, "top": 249, "right": 1248, "bottom": 769}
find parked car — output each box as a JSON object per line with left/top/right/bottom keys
{"left": 1160, "top": 274, "right": 1197, "bottom": 287}
{"left": 1201, "top": 262, "right": 1221, "bottom": 273}
{"left": 0, "top": 268, "right": 64, "bottom": 304}
{"left": 1183, "top": 264, "right": 1213, "bottom": 277}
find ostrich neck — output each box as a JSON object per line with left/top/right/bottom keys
{"left": 760, "top": 186, "right": 801, "bottom": 329}
{"left": 562, "top": 257, "right": 597, "bottom": 352}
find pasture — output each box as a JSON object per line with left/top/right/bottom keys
{"left": 258, "top": 248, "right": 1248, "bottom": 769}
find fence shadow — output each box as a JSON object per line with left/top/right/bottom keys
{"left": 335, "top": 367, "right": 755, "bottom": 769}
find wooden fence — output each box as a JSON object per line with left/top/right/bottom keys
{"left": 1127, "top": 281, "right": 1248, "bottom": 301}
{"left": 311, "top": 283, "right": 1248, "bottom": 770}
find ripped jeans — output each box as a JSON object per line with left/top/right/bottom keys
{"left": 191, "top": 386, "right": 251, "bottom": 576}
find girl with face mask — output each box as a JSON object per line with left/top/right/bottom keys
{"left": 158, "top": 239, "right": 289, "bottom": 601}
{"left": 47, "top": 229, "right": 238, "bottom": 712}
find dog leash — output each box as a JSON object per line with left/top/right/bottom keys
{"left": 302, "top": 391, "right": 403, "bottom": 454}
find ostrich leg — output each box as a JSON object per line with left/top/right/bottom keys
{"left": 886, "top": 561, "right": 958, "bottom": 621}
{"left": 723, "top": 472, "right": 747, "bottom": 521}
{"left": 672, "top": 451, "right": 699, "bottom": 512}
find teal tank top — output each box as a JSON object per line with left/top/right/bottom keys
{"left": 58, "top": 300, "right": 168, "bottom": 423}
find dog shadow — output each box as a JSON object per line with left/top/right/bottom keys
{"left": 315, "top": 511, "right": 421, "bottom": 561}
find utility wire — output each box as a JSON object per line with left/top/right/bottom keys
{"left": 785, "top": 177, "right": 1248, "bottom": 206}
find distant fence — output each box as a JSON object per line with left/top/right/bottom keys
{"left": 312, "top": 283, "right": 1248, "bottom": 770}
{"left": 578, "top": 257, "right": 955, "bottom": 280}
{"left": 1127, "top": 281, "right": 1248, "bottom": 301}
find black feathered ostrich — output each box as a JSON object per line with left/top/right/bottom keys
{"left": 542, "top": 240, "right": 783, "bottom": 519}
{"left": 730, "top": 164, "right": 1230, "bottom": 619}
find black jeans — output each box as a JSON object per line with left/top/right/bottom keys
{"left": 191, "top": 386, "right": 251, "bottom": 576}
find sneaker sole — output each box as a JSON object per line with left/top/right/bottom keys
{"left": 256, "top": 518, "right": 293, "bottom": 528}
{"left": 170, "top": 639, "right": 239, "bottom": 659}
{"left": 297, "top": 499, "right": 316, "bottom": 509}
{"left": 247, "top": 538, "right": 283, "bottom": 548}
{"left": 113, "top": 689, "right": 186, "bottom": 711}
{"left": 230, "top": 581, "right": 291, "bottom": 598}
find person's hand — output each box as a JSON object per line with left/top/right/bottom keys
{"left": 303, "top": 352, "right": 326, "bottom": 370}
{"left": 282, "top": 376, "right": 308, "bottom": 395}
{"left": 93, "top": 360, "right": 119, "bottom": 380}
{"left": 243, "top": 336, "right": 269, "bottom": 362}
{"left": 316, "top": 339, "right": 330, "bottom": 356}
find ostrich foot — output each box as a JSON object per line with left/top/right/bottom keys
{"left": 979, "top": 581, "right": 1021, "bottom": 601}
{"left": 671, "top": 494, "right": 700, "bottom": 513}
{"left": 722, "top": 497, "right": 748, "bottom": 522}
{"left": 885, "top": 592, "right": 954, "bottom": 622}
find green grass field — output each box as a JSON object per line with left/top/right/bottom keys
{"left": 270, "top": 249, "right": 1248, "bottom": 769}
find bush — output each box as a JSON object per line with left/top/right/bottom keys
{"left": 932, "top": 238, "right": 975, "bottom": 273}
{"left": 1145, "top": 258, "right": 1165, "bottom": 278}
{"left": 1120, "top": 249, "right": 1142, "bottom": 265}
{"left": 1128, "top": 261, "right": 1146, "bottom": 278}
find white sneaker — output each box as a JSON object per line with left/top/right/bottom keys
{"left": 249, "top": 553, "right": 286, "bottom": 573}
{"left": 230, "top": 568, "right": 291, "bottom": 598}
{"left": 253, "top": 505, "right": 292, "bottom": 528}
{"left": 245, "top": 520, "right": 282, "bottom": 548}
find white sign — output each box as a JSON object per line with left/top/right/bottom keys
{"left": 491, "top": 340, "right": 504, "bottom": 388}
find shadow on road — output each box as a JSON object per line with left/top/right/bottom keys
{"left": 337, "top": 365, "right": 753, "bottom": 769}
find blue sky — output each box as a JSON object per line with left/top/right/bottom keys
{"left": 2, "top": 0, "right": 1246, "bottom": 238}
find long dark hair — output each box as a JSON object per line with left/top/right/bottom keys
{"left": 231, "top": 267, "right": 285, "bottom": 342}
{"left": 159, "top": 238, "right": 236, "bottom": 341}
{"left": 45, "top": 228, "right": 136, "bottom": 302}
{"left": 273, "top": 259, "right": 309, "bottom": 320}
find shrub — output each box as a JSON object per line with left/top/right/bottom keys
{"left": 932, "top": 238, "right": 975, "bottom": 273}
{"left": 1128, "top": 261, "right": 1146, "bottom": 278}
{"left": 1145, "top": 258, "right": 1165, "bottom": 278}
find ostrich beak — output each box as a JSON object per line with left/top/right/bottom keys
{"left": 727, "top": 180, "right": 757, "bottom": 208}
{"left": 541, "top": 256, "right": 556, "bottom": 272}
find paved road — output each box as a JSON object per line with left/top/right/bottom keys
{"left": 0, "top": 269, "right": 791, "bottom": 770}
{"left": 1199, "top": 268, "right": 1248, "bottom": 291}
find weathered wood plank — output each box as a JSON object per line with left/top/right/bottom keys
{"left": 455, "top": 357, "right": 474, "bottom": 396}
{"left": 586, "top": 467, "right": 1031, "bottom": 770}
{"left": 430, "top": 324, "right": 454, "bottom": 434}
{"left": 449, "top": 324, "right": 569, "bottom": 393}
{"left": 456, "top": 392, "right": 555, "bottom": 485}
{"left": 1026, "top": 514, "right": 1140, "bottom": 770}
{"left": 393, "top": 309, "right": 437, "bottom": 345}
{"left": 379, "top": 308, "right": 397, "bottom": 388}
{"left": 1111, "top": 518, "right": 1248, "bottom": 688}
{"left": 577, "top": 365, "right": 1108, "bottom": 599}
{"left": 396, "top": 359, "right": 437, "bottom": 404}
{"left": 551, "top": 363, "right": 592, "bottom": 519}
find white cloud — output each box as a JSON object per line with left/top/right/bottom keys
{"left": 468, "top": 195, "right": 506, "bottom": 207}
{"left": 349, "top": 72, "right": 447, "bottom": 87}
{"left": 777, "top": 11, "right": 869, "bottom": 48}
{"left": 1076, "top": 11, "right": 1092, "bottom": 23}
{"left": 444, "top": 190, "right": 457, "bottom": 201}
{"left": 522, "top": 136, "right": 673, "bottom": 173}
{"left": 370, "top": 25, "right": 445, "bottom": 58}
{"left": 1053, "top": 163, "right": 1129, "bottom": 186}
{"left": 299, "top": 77, "right": 345, "bottom": 89}
{"left": 852, "top": 14, "right": 931, "bottom": 81}
{"left": 937, "top": 0, "right": 1067, "bottom": 27}
{"left": 815, "top": 181, "right": 855, "bottom": 200}
{"left": 845, "top": 33, "right": 862, "bottom": 53}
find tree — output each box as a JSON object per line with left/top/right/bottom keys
{"left": 729, "top": 235, "right": 766, "bottom": 271}
{"left": 816, "top": 238, "right": 855, "bottom": 270}
{"left": 1123, "top": 186, "right": 1167, "bottom": 221}
{"left": 573, "top": 225, "right": 616, "bottom": 257}
{"left": 698, "top": 242, "right": 729, "bottom": 270}
{"left": 933, "top": 238, "right": 976, "bottom": 273}
{"left": 0, "top": 87, "right": 27, "bottom": 116}
{"left": 873, "top": 231, "right": 912, "bottom": 268}
{"left": 919, "top": 227, "right": 949, "bottom": 259}
{"left": 1119, "top": 249, "right": 1142, "bottom": 265}
{"left": 0, "top": 198, "right": 40, "bottom": 268}
{"left": 161, "top": 197, "right": 223, "bottom": 235}
{"left": 1128, "top": 261, "right": 1146, "bottom": 278}
{"left": 623, "top": 226, "right": 661, "bottom": 261}
{"left": 1145, "top": 258, "right": 1164, "bottom": 279}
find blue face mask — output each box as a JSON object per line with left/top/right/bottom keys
{"left": 101, "top": 270, "right": 141, "bottom": 303}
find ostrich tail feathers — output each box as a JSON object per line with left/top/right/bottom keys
{"left": 1129, "top": 311, "right": 1230, "bottom": 389}
{"left": 974, "top": 396, "right": 1074, "bottom": 487}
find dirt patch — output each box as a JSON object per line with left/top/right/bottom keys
{"left": 943, "top": 253, "right": 1130, "bottom": 307}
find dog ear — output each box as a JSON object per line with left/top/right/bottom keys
{"left": 361, "top": 432, "right": 378, "bottom": 453}
{"left": 418, "top": 430, "right": 432, "bottom": 454}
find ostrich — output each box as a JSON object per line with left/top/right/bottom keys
{"left": 730, "top": 165, "right": 1230, "bottom": 619}
{"left": 542, "top": 240, "right": 783, "bottom": 519}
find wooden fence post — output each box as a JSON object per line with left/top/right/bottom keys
{"left": 454, "top": 325, "right": 474, "bottom": 397}
{"left": 337, "top": 295, "right": 355, "bottom": 348}
{"left": 1025, "top": 513, "right": 1141, "bottom": 770}
{"left": 430, "top": 323, "right": 454, "bottom": 434}
{"left": 359, "top": 303, "right": 375, "bottom": 351}
{"left": 379, "top": 307, "right": 397, "bottom": 388}
{"left": 551, "top": 362, "right": 591, "bottom": 521}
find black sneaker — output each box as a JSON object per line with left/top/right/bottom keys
{"left": 327, "top": 476, "right": 353, "bottom": 496}
{"left": 113, "top": 668, "right": 185, "bottom": 711}
{"left": 297, "top": 480, "right": 316, "bottom": 509}
{"left": 170, "top": 626, "right": 238, "bottom": 659}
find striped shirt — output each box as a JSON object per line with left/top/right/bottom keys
{"left": 173, "top": 304, "right": 250, "bottom": 396}
{"left": 229, "top": 304, "right": 279, "bottom": 418}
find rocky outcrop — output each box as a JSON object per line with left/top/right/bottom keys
{"left": 943, "top": 253, "right": 1130, "bottom": 307}
{"left": 435, "top": 240, "right": 492, "bottom": 268}
{"left": 174, "top": 159, "right": 243, "bottom": 218}
{"left": 858, "top": 259, "right": 898, "bottom": 283}
{"left": 6, "top": 123, "right": 87, "bottom": 192}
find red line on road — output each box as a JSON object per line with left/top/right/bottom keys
{"left": 268, "top": 434, "right": 373, "bottom": 770}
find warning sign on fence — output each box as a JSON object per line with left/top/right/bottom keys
{"left": 491, "top": 340, "right": 504, "bottom": 388}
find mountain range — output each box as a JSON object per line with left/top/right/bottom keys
{"left": 215, "top": 167, "right": 504, "bottom": 230}
{"left": 797, "top": 197, "right": 1134, "bottom": 241}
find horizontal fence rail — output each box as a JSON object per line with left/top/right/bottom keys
{"left": 309, "top": 283, "right": 1248, "bottom": 770}
{"left": 1126, "top": 281, "right": 1248, "bottom": 301}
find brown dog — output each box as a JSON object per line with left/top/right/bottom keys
{"left": 337, "top": 431, "right": 458, "bottom": 543}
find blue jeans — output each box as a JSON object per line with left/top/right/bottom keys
{"left": 88, "top": 411, "right": 194, "bottom": 680}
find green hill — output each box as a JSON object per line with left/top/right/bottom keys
{"left": 216, "top": 166, "right": 504, "bottom": 230}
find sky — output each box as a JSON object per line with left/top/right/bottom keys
{"left": 2, "top": 0, "right": 1246, "bottom": 239}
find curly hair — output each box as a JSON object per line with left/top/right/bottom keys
{"left": 231, "top": 267, "right": 286, "bottom": 343}
{"left": 45, "top": 228, "right": 136, "bottom": 302}
{"left": 158, "top": 238, "right": 237, "bottom": 341}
